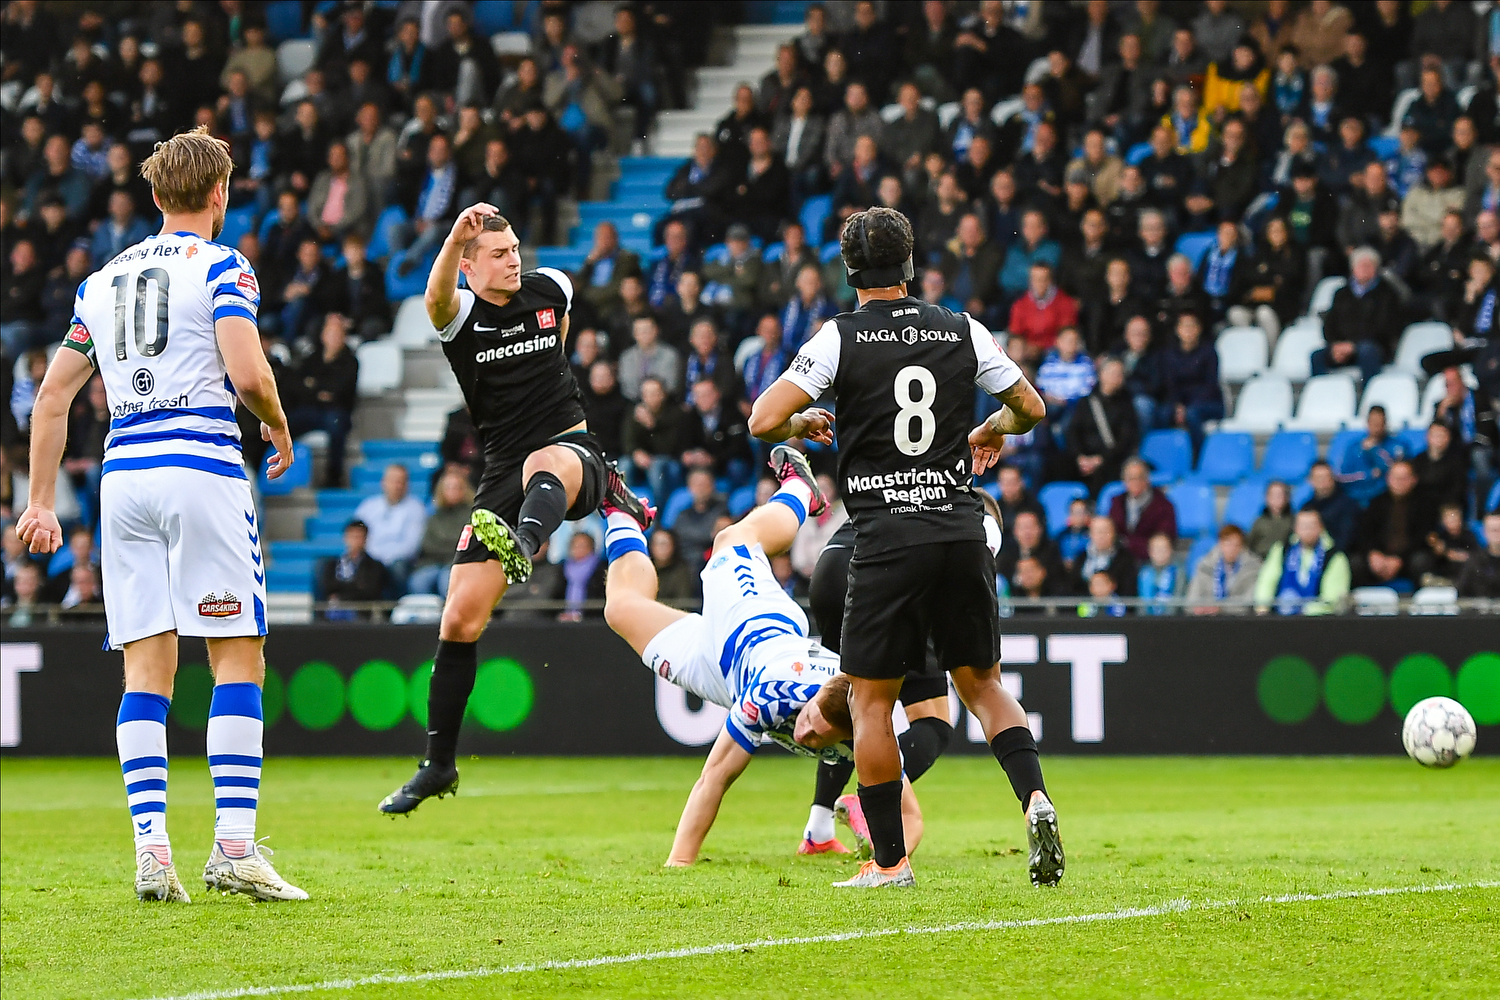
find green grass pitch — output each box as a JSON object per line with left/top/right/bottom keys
{"left": 3, "top": 756, "right": 1497, "bottom": 999}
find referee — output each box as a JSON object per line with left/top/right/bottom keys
{"left": 750, "top": 207, "right": 1063, "bottom": 888}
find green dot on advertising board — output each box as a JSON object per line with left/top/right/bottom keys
{"left": 348, "top": 660, "right": 408, "bottom": 731}
{"left": 170, "top": 664, "right": 214, "bottom": 730}
{"left": 262, "top": 666, "right": 284, "bottom": 728}
{"left": 287, "top": 662, "right": 345, "bottom": 730}
{"left": 409, "top": 660, "right": 433, "bottom": 728}
{"left": 471, "top": 658, "right": 534, "bottom": 731}
{"left": 1257, "top": 655, "right": 1319, "bottom": 724}
{"left": 1323, "top": 654, "right": 1386, "bottom": 724}
{"left": 1388, "top": 654, "right": 1451, "bottom": 717}
{"left": 1456, "top": 652, "right": 1500, "bottom": 725}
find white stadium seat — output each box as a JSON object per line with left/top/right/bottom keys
{"left": 490, "top": 32, "right": 531, "bottom": 57}
{"left": 1307, "top": 276, "right": 1345, "bottom": 317}
{"left": 355, "top": 340, "right": 402, "bottom": 397}
{"left": 1411, "top": 586, "right": 1459, "bottom": 615}
{"left": 276, "top": 39, "right": 315, "bottom": 84}
{"left": 391, "top": 594, "right": 444, "bottom": 624}
{"left": 1353, "top": 586, "right": 1399, "bottom": 615}
{"left": 1272, "top": 321, "right": 1325, "bottom": 382}
{"left": 264, "top": 592, "right": 313, "bottom": 625}
{"left": 392, "top": 295, "right": 436, "bottom": 348}
{"left": 1216, "top": 326, "right": 1269, "bottom": 384}
{"left": 1358, "top": 371, "right": 1419, "bottom": 426}
{"left": 1384, "top": 88, "right": 1420, "bottom": 137}
{"left": 1023, "top": 56, "right": 1051, "bottom": 85}
{"left": 937, "top": 102, "right": 960, "bottom": 129}
{"left": 990, "top": 96, "right": 1025, "bottom": 125}
{"left": 734, "top": 335, "right": 764, "bottom": 375}
{"left": 1220, "top": 374, "right": 1292, "bottom": 433}
{"left": 879, "top": 103, "right": 904, "bottom": 123}
{"left": 1390, "top": 322, "right": 1455, "bottom": 377}
{"left": 1286, "top": 373, "right": 1357, "bottom": 432}
{"left": 1419, "top": 372, "right": 1447, "bottom": 421}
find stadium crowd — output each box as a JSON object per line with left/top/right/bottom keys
{"left": 4, "top": 0, "right": 1500, "bottom": 619}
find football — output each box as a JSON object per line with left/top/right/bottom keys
{"left": 1401, "top": 697, "right": 1478, "bottom": 769}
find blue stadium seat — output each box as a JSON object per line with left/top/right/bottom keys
{"left": 1140, "top": 429, "right": 1193, "bottom": 481}
{"left": 618, "top": 156, "right": 682, "bottom": 175}
{"left": 471, "top": 0, "right": 516, "bottom": 34}
{"left": 362, "top": 439, "right": 439, "bottom": 463}
{"left": 531, "top": 247, "right": 590, "bottom": 271}
{"left": 762, "top": 241, "right": 785, "bottom": 262}
{"left": 1185, "top": 533, "right": 1217, "bottom": 579}
{"left": 366, "top": 204, "right": 408, "bottom": 260}
{"left": 1096, "top": 480, "right": 1125, "bottom": 515}
{"left": 266, "top": 564, "right": 314, "bottom": 593}
{"left": 1038, "top": 481, "right": 1089, "bottom": 536}
{"left": 1368, "top": 135, "right": 1400, "bottom": 160}
{"left": 315, "top": 488, "right": 365, "bottom": 514}
{"left": 219, "top": 205, "right": 256, "bottom": 250}
{"left": 819, "top": 241, "right": 843, "bottom": 263}
{"left": 264, "top": 1, "right": 305, "bottom": 41}
{"left": 385, "top": 247, "right": 438, "bottom": 300}
{"left": 1325, "top": 428, "right": 1365, "bottom": 471}
{"left": 1259, "top": 431, "right": 1318, "bottom": 482}
{"left": 1195, "top": 432, "right": 1253, "bottom": 484}
{"left": 1223, "top": 477, "right": 1270, "bottom": 530}
{"left": 1291, "top": 480, "right": 1315, "bottom": 509}
{"left": 728, "top": 485, "right": 757, "bottom": 518}
{"left": 259, "top": 442, "right": 311, "bottom": 495}
{"left": 1125, "top": 141, "right": 1152, "bottom": 165}
{"left": 1174, "top": 232, "right": 1216, "bottom": 269}
{"left": 800, "top": 194, "right": 833, "bottom": 244}
{"left": 1488, "top": 480, "right": 1500, "bottom": 513}
{"left": 660, "top": 487, "right": 694, "bottom": 529}
{"left": 270, "top": 539, "right": 344, "bottom": 561}
{"left": 305, "top": 513, "right": 351, "bottom": 539}
{"left": 1168, "top": 480, "right": 1217, "bottom": 537}
{"left": 1398, "top": 427, "right": 1428, "bottom": 455}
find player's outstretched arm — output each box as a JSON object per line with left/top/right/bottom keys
{"left": 747, "top": 381, "right": 835, "bottom": 445}
{"left": 17, "top": 349, "right": 94, "bottom": 554}
{"left": 218, "top": 315, "right": 294, "bottom": 480}
{"left": 969, "top": 377, "right": 1046, "bottom": 476}
{"left": 665, "top": 728, "right": 753, "bottom": 866}
{"left": 426, "top": 203, "right": 499, "bottom": 329}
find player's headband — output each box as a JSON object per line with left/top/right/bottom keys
{"left": 844, "top": 214, "right": 914, "bottom": 289}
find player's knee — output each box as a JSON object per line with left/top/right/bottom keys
{"left": 439, "top": 603, "right": 488, "bottom": 643}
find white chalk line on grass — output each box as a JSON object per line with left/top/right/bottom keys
{"left": 134, "top": 880, "right": 1500, "bottom": 1000}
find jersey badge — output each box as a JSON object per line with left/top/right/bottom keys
{"left": 791, "top": 353, "right": 814, "bottom": 375}
{"left": 236, "top": 271, "right": 259, "bottom": 296}
{"left": 657, "top": 659, "right": 671, "bottom": 680}
{"left": 536, "top": 307, "right": 556, "bottom": 329}
{"left": 66, "top": 323, "right": 90, "bottom": 346}
{"left": 457, "top": 524, "right": 474, "bottom": 551}
{"left": 791, "top": 661, "right": 805, "bottom": 675}
{"left": 198, "top": 592, "right": 243, "bottom": 618}
{"left": 741, "top": 700, "right": 760, "bottom": 723}
{"left": 902, "top": 326, "right": 919, "bottom": 345}
{"left": 186, "top": 244, "right": 198, "bottom": 258}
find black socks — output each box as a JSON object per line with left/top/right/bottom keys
{"left": 899, "top": 717, "right": 953, "bottom": 783}
{"left": 813, "top": 757, "right": 855, "bottom": 809}
{"left": 990, "top": 725, "right": 1047, "bottom": 814}
{"left": 857, "top": 779, "right": 906, "bottom": 868}
{"left": 514, "top": 471, "right": 568, "bottom": 554}
{"left": 424, "top": 640, "right": 478, "bottom": 767}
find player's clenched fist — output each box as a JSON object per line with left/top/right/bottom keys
{"left": 448, "top": 203, "right": 500, "bottom": 245}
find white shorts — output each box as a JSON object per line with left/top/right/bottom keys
{"left": 99, "top": 466, "right": 268, "bottom": 649}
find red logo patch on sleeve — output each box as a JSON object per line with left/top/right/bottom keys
{"left": 536, "top": 308, "right": 556, "bottom": 329}
{"left": 236, "top": 272, "right": 259, "bottom": 296}
{"left": 456, "top": 524, "right": 474, "bottom": 551}
{"left": 66, "top": 323, "right": 91, "bottom": 345}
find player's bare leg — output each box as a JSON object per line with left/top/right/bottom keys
{"left": 713, "top": 445, "right": 826, "bottom": 560}
{"left": 471, "top": 443, "right": 586, "bottom": 586}
{"left": 119, "top": 633, "right": 190, "bottom": 902}
{"left": 952, "top": 664, "right": 1063, "bottom": 886}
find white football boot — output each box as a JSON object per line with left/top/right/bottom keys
{"left": 1026, "top": 793, "right": 1065, "bottom": 887}
{"left": 136, "top": 848, "right": 191, "bottom": 902}
{"left": 832, "top": 857, "right": 915, "bottom": 888}
{"left": 204, "top": 839, "right": 309, "bottom": 901}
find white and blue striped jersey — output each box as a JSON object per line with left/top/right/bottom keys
{"left": 61, "top": 231, "right": 258, "bottom": 480}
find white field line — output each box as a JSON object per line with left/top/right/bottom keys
{"left": 134, "top": 880, "right": 1500, "bottom": 1000}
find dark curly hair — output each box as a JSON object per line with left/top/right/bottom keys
{"left": 839, "top": 206, "right": 914, "bottom": 272}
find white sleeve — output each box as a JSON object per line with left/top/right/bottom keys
{"left": 207, "top": 251, "right": 261, "bottom": 323}
{"left": 437, "top": 289, "right": 476, "bottom": 342}
{"left": 983, "top": 514, "right": 1003, "bottom": 557}
{"left": 778, "top": 319, "right": 840, "bottom": 398}
{"left": 534, "top": 267, "right": 574, "bottom": 312}
{"left": 968, "top": 315, "right": 1023, "bottom": 395}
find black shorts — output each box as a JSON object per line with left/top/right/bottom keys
{"left": 453, "top": 431, "right": 608, "bottom": 566}
{"left": 809, "top": 538, "right": 962, "bottom": 703}
{"left": 840, "top": 540, "right": 999, "bottom": 681}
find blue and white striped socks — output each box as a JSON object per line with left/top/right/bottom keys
{"left": 605, "top": 512, "right": 649, "bottom": 562}
{"left": 207, "top": 682, "right": 263, "bottom": 857}
{"left": 118, "top": 692, "right": 171, "bottom": 861}
{"left": 769, "top": 479, "right": 813, "bottom": 525}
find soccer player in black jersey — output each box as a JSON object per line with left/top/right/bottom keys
{"left": 380, "top": 204, "right": 651, "bottom": 814}
{"left": 749, "top": 207, "right": 1063, "bottom": 888}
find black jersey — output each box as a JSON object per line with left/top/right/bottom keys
{"left": 781, "top": 296, "right": 1023, "bottom": 555}
{"left": 438, "top": 268, "right": 585, "bottom": 473}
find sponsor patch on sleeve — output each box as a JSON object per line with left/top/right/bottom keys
{"left": 60, "top": 321, "right": 97, "bottom": 364}
{"left": 536, "top": 308, "right": 556, "bottom": 329}
{"left": 236, "top": 271, "right": 259, "bottom": 296}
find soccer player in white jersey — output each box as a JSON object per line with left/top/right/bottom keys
{"left": 17, "top": 127, "right": 307, "bottom": 903}
{"left": 601, "top": 444, "right": 922, "bottom": 866}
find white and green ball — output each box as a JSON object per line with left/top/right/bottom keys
{"left": 1401, "top": 697, "right": 1477, "bottom": 768}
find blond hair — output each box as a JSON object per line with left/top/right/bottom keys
{"left": 139, "top": 126, "right": 234, "bottom": 214}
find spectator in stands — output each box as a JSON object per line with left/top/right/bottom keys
{"left": 1091, "top": 33, "right": 1152, "bottom": 142}
{"left": 596, "top": 4, "right": 658, "bottom": 148}
{"left": 664, "top": 133, "right": 732, "bottom": 251}
{"left": 829, "top": 133, "right": 885, "bottom": 240}
{"left": 1247, "top": 480, "right": 1296, "bottom": 557}
{"left": 1156, "top": 312, "right": 1223, "bottom": 450}
{"left": 1162, "top": 84, "right": 1212, "bottom": 155}
{"left": 30, "top": 195, "right": 81, "bottom": 275}
{"left": 1136, "top": 532, "right": 1181, "bottom": 612}
{"left": 993, "top": 464, "right": 1042, "bottom": 533}
{"left": 1371, "top": 202, "right": 1420, "bottom": 293}
{"left": 1232, "top": 215, "right": 1304, "bottom": 347}
{"left": 1465, "top": 149, "right": 1500, "bottom": 226}
{"left": 557, "top": 531, "right": 606, "bottom": 622}
{"left": 715, "top": 84, "right": 769, "bottom": 174}
{"left": 772, "top": 86, "right": 827, "bottom": 212}
{"left": 1456, "top": 512, "right": 1500, "bottom": 596}
{"left": 41, "top": 243, "right": 89, "bottom": 341}
{"left": 353, "top": 463, "right": 427, "bottom": 595}
{"left": 983, "top": 169, "right": 1024, "bottom": 258}
{"left": 1080, "top": 258, "right": 1141, "bottom": 356}
{"left": 1342, "top": 407, "right": 1407, "bottom": 506}
{"left": 541, "top": 44, "right": 615, "bottom": 200}
{"left": 322, "top": 235, "right": 391, "bottom": 340}
{"left": 1338, "top": 162, "right": 1398, "bottom": 256}
{"left": 940, "top": 212, "right": 1003, "bottom": 322}
{"left": 1008, "top": 263, "right": 1078, "bottom": 364}
{"left": 683, "top": 377, "right": 751, "bottom": 481}
{"left": 1418, "top": 211, "right": 1474, "bottom": 322}
{"left": 308, "top": 139, "right": 371, "bottom": 244}
{"left": 582, "top": 362, "right": 628, "bottom": 460}
{"left": 1255, "top": 508, "right": 1351, "bottom": 615}
{"left": 1010, "top": 121, "right": 1064, "bottom": 208}
{"left": 1312, "top": 246, "right": 1405, "bottom": 383}
{"left": 288, "top": 313, "right": 359, "bottom": 489}
{"left": 392, "top": 132, "right": 458, "bottom": 277}
{"left": 884, "top": 81, "right": 942, "bottom": 191}
{"left": 659, "top": 271, "right": 709, "bottom": 349}
{"left": 1073, "top": 514, "right": 1138, "bottom": 597}
{"left": 649, "top": 528, "right": 698, "bottom": 603}
{"left": 1350, "top": 460, "right": 1436, "bottom": 588}
{"left": 740, "top": 311, "right": 790, "bottom": 405}
{"left": 1, "top": 238, "right": 43, "bottom": 356}
{"left": 1059, "top": 207, "right": 1111, "bottom": 307}
{"left": 282, "top": 100, "right": 332, "bottom": 199}
{"left": 347, "top": 101, "right": 399, "bottom": 211}
{"left": 624, "top": 375, "right": 683, "bottom": 501}
{"left": 1421, "top": 501, "right": 1480, "bottom": 584}
{"left": 1430, "top": 364, "right": 1499, "bottom": 509}
{"left": 1154, "top": 254, "right": 1210, "bottom": 339}
{"left": 996, "top": 509, "right": 1066, "bottom": 596}
{"left": 602, "top": 274, "right": 655, "bottom": 355}
{"left": 999, "top": 210, "right": 1063, "bottom": 309}
{"left": 90, "top": 190, "right": 149, "bottom": 268}
{"left": 674, "top": 467, "right": 730, "bottom": 570}
{"left": 279, "top": 238, "right": 334, "bottom": 345}
{"left": 1281, "top": 161, "right": 1339, "bottom": 293}
{"left": 1412, "top": 421, "right": 1470, "bottom": 510}
{"left": 1320, "top": 116, "right": 1375, "bottom": 197}
{"left": 918, "top": 268, "right": 962, "bottom": 312}
{"left": 43, "top": 525, "right": 98, "bottom": 603}
{"left": 781, "top": 264, "right": 836, "bottom": 350}
{"left": 320, "top": 519, "right": 389, "bottom": 615}
{"left": 1186, "top": 523, "right": 1262, "bottom": 613}
{"left": 1055, "top": 497, "right": 1092, "bottom": 572}
{"left": 647, "top": 221, "right": 700, "bottom": 312}
{"left": 577, "top": 221, "right": 643, "bottom": 318}
{"left": 1063, "top": 357, "right": 1139, "bottom": 496}
{"left": 571, "top": 323, "right": 602, "bottom": 385}
{"left": 730, "top": 127, "right": 790, "bottom": 244}
{"left": 1301, "top": 462, "right": 1359, "bottom": 554}
{"left": 1196, "top": 221, "right": 1252, "bottom": 326}
{"left": 1010, "top": 556, "right": 1063, "bottom": 608}
{"left": 617, "top": 316, "right": 681, "bottom": 402}
{"left": 1071, "top": 124, "right": 1127, "bottom": 204}
{"left": 407, "top": 468, "right": 473, "bottom": 600}
{"left": 1035, "top": 326, "right": 1096, "bottom": 429}
{"left": 464, "top": 137, "right": 526, "bottom": 223}
{"left": 760, "top": 43, "right": 807, "bottom": 122}
{"left": 23, "top": 134, "right": 90, "bottom": 222}
{"left": 1403, "top": 157, "right": 1465, "bottom": 253}
{"left": 952, "top": 4, "right": 1027, "bottom": 103}
{"left": 1110, "top": 457, "right": 1178, "bottom": 561}
{"left": 221, "top": 19, "right": 277, "bottom": 105}
{"left": 514, "top": 102, "right": 572, "bottom": 246}
{"left": 1128, "top": 209, "right": 1172, "bottom": 305}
